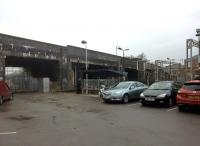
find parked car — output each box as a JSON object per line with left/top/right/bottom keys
{"left": 102, "top": 81, "right": 148, "bottom": 103}
{"left": 0, "top": 80, "right": 13, "bottom": 105}
{"left": 140, "top": 81, "right": 182, "bottom": 107}
{"left": 177, "top": 80, "right": 200, "bottom": 111}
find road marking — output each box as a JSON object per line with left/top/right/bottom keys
{"left": 127, "top": 103, "right": 141, "bottom": 106}
{"left": 166, "top": 107, "right": 177, "bottom": 112}
{"left": 0, "top": 132, "right": 17, "bottom": 135}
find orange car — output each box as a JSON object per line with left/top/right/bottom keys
{"left": 0, "top": 80, "right": 13, "bottom": 105}
{"left": 176, "top": 80, "right": 200, "bottom": 111}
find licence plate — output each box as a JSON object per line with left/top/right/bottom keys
{"left": 145, "top": 98, "right": 155, "bottom": 101}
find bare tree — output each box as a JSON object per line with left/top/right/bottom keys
{"left": 137, "top": 53, "right": 147, "bottom": 60}
{"left": 126, "top": 53, "right": 148, "bottom": 61}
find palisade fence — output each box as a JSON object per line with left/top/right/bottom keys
{"left": 6, "top": 76, "right": 40, "bottom": 92}
{"left": 82, "top": 78, "right": 122, "bottom": 92}
{"left": 6, "top": 76, "right": 61, "bottom": 93}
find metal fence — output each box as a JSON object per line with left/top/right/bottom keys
{"left": 82, "top": 78, "right": 122, "bottom": 91}
{"left": 6, "top": 76, "right": 40, "bottom": 92}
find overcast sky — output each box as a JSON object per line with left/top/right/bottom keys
{"left": 1, "top": 0, "right": 200, "bottom": 62}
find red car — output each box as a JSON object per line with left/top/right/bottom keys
{"left": 176, "top": 80, "right": 200, "bottom": 111}
{"left": 0, "top": 80, "right": 13, "bottom": 105}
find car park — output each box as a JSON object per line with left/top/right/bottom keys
{"left": 177, "top": 80, "right": 200, "bottom": 111}
{"left": 102, "top": 81, "right": 147, "bottom": 103}
{"left": 0, "top": 80, "right": 13, "bottom": 105}
{"left": 140, "top": 81, "right": 182, "bottom": 107}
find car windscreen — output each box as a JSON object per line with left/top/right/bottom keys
{"left": 112, "top": 82, "right": 131, "bottom": 89}
{"left": 183, "top": 83, "right": 200, "bottom": 91}
{"left": 148, "top": 82, "right": 172, "bottom": 90}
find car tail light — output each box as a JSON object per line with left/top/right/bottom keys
{"left": 177, "top": 93, "right": 187, "bottom": 98}
{"left": 177, "top": 89, "right": 188, "bottom": 98}
{"left": 178, "top": 90, "right": 182, "bottom": 94}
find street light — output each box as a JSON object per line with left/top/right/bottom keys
{"left": 117, "top": 47, "right": 129, "bottom": 79}
{"left": 117, "top": 47, "right": 129, "bottom": 58}
{"left": 166, "top": 58, "right": 175, "bottom": 80}
{"left": 195, "top": 29, "right": 200, "bottom": 78}
{"left": 81, "top": 40, "right": 88, "bottom": 94}
{"left": 196, "top": 29, "right": 200, "bottom": 56}
{"left": 116, "top": 46, "right": 118, "bottom": 55}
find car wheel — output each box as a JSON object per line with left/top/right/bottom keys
{"left": 141, "top": 101, "right": 146, "bottom": 106}
{"left": 178, "top": 105, "right": 185, "bottom": 112}
{"left": 0, "top": 96, "right": 3, "bottom": 105}
{"left": 122, "top": 94, "right": 129, "bottom": 104}
{"left": 167, "top": 97, "right": 173, "bottom": 107}
{"left": 102, "top": 99, "right": 108, "bottom": 103}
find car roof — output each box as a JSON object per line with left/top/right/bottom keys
{"left": 120, "top": 81, "right": 142, "bottom": 84}
{"left": 120, "top": 81, "right": 136, "bottom": 83}
{"left": 155, "top": 81, "right": 174, "bottom": 83}
{"left": 186, "top": 80, "right": 200, "bottom": 83}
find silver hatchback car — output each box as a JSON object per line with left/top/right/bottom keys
{"left": 102, "top": 81, "right": 148, "bottom": 103}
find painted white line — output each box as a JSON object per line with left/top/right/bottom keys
{"left": 166, "top": 107, "right": 177, "bottom": 112}
{"left": 127, "top": 103, "right": 141, "bottom": 106}
{"left": 0, "top": 132, "right": 17, "bottom": 135}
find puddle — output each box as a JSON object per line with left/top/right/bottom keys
{"left": 48, "top": 98, "right": 59, "bottom": 102}
{"left": 64, "top": 105, "right": 73, "bottom": 110}
{"left": 0, "top": 108, "right": 10, "bottom": 112}
{"left": 55, "top": 103, "right": 73, "bottom": 110}
{"left": 0, "top": 104, "right": 12, "bottom": 112}
{"left": 86, "top": 109, "right": 104, "bottom": 113}
{"left": 8, "top": 115, "right": 34, "bottom": 121}
{"left": 0, "top": 106, "right": 11, "bottom": 112}
{"left": 52, "top": 115, "right": 56, "bottom": 124}
{"left": 55, "top": 103, "right": 63, "bottom": 107}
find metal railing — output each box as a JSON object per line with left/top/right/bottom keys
{"left": 82, "top": 78, "right": 122, "bottom": 92}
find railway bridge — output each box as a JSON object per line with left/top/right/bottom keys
{"left": 0, "top": 33, "right": 147, "bottom": 92}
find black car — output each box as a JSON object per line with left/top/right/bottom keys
{"left": 140, "top": 81, "right": 182, "bottom": 107}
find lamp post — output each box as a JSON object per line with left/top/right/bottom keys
{"left": 117, "top": 47, "right": 129, "bottom": 79}
{"left": 116, "top": 46, "right": 118, "bottom": 55}
{"left": 117, "top": 48, "right": 129, "bottom": 58}
{"left": 196, "top": 29, "right": 200, "bottom": 77}
{"left": 81, "top": 40, "right": 88, "bottom": 94}
{"left": 196, "top": 29, "right": 200, "bottom": 56}
{"left": 167, "top": 58, "right": 174, "bottom": 80}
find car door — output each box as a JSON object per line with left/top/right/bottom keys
{"left": 135, "top": 82, "right": 145, "bottom": 98}
{"left": 128, "top": 83, "right": 137, "bottom": 99}
{"left": 0, "top": 82, "right": 10, "bottom": 98}
{"left": 129, "top": 82, "right": 142, "bottom": 99}
{"left": 4, "top": 83, "right": 12, "bottom": 99}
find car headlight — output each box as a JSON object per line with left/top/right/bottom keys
{"left": 104, "top": 92, "right": 111, "bottom": 96}
{"left": 157, "top": 93, "right": 167, "bottom": 98}
{"left": 140, "top": 93, "right": 144, "bottom": 98}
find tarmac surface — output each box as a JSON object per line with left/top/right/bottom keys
{"left": 0, "top": 93, "right": 200, "bottom": 146}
